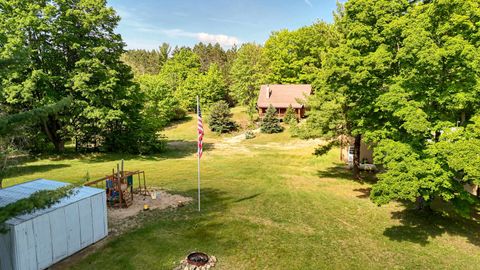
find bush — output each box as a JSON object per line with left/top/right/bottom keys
{"left": 284, "top": 105, "right": 297, "bottom": 124}
{"left": 288, "top": 118, "right": 300, "bottom": 137}
{"left": 260, "top": 105, "right": 283, "bottom": 133}
{"left": 245, "top": 130, "right": 256, "bottom": 139}
{"left": 207, "top": 101, "right": 237, "bottom": 133}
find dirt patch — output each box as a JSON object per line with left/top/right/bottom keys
{"left": 249, "top": 138, "right": 326, "bottom": 150}
{"left": 109, "top": 190, "right": 192, "bottom": 220}
{"left": 223, "top": 128, "right": 260, "bottom": 144}
{"left": 50, "top": 190, "right": 192, "bottom": 269}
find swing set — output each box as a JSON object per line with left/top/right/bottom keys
{"left": 84, "top": 160, "right": 149, "bottom": 208}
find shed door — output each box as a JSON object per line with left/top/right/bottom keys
{"left": 78, "top": 198, "right": 94, "bottom": 248}
{"left": 33, "top": 215, "right": 53, "bottom": 269}
{"left": 65, "top": 203, "right": 81, "bottom": 255}
{"left": 0, "top": 227, "right": 13, "bottom": 270}
{"left": 13, "top": 221, "right": 37, "bottom": 270}
{"left": 49, "top": 208, "right": 68, "bottom": 262}
{"left": 91, "top": 194, "right": 107, "bottom": 241}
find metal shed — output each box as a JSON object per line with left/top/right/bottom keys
{"left": 0, "top": 179, "right": 108, "bottom": 270}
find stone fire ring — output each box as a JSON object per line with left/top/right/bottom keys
{"left": 175, "top": 252, "right": 217, "bottom": 270}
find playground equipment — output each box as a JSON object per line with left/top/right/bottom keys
{"left": 84, "top": 160, "right": 149, "bottom": 208}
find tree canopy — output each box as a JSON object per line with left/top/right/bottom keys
{"left": 0, "top": 0, "right": 155, "bottom": 153}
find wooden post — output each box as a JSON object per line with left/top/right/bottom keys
{"left": 340, "top": 136, "right": 344, "bottom": 161}
{"left": 143, "top": 171, "right": 147, "bottom": 195}
{"left": 121, "top": 159, "right": 124, "bottom": 178}
{"left": 117, "top": 163, "right": 122, "bottom": 208}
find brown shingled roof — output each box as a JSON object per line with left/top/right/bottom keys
{"left": 257, "top": 84, "right": 312, "bottom": 109}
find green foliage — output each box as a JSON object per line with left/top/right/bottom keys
{"left": 229, "top": 43, "right": 268, "bottom": 118}
{"left": 369, "top": 0, "right": 480, "bottom": 214}
{"left": 198, "top": 64, "right": 228, "bottom": 108}
{"left": 0, "top": 98, "right": 73, "bottom": 188}
{"left": 121, "top": 43, "right": 171, "bottom": 75}
{"left": 161, "top": 48, "right": 201, "bottom": 92}
{"left": 263, "top": 22, "right": 338, "bottom": 84}
{"left": 0, "top": 0, "right": 150, "bottom": 153}
{"left": 260, "top": 105, "right": 283, "bottom": 134}
{"left": 283, "top": 105, "right": 297, "bottom": 124}
{"left": 0, "top": 97, "right": 72, "bottom": 136}
{"left": 0, "top": 185, "right": 75, "bottom": 233}
{"left": 137, "top": 74, "right": 185, "bottom": 130}
{"left": 288, "top": 117, "right": 301, "bottom": 137}
{"left": 193, "top": 42, "right": 228, "bottom": 73}
{"left": 298, "top": 0, "right": 480, "bottom": 214}
{"left": 245, "top": 130, "right": 256, "bottom": 139}
{"left": 207, "top": 101, "right": 237, "bottom": 133}
{"left": 314, "top": 141, "right": 337, "bottom": 156}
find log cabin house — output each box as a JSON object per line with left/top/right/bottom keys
{"left": 257, "top": 84, "right": 312, "bottom": 118}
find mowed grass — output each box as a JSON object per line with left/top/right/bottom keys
{"left": 4, "top": 108, "right": 480, "bottom": 269}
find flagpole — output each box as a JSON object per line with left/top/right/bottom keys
{"left": 197, "top": 96, "right": 201, "bottom": 212}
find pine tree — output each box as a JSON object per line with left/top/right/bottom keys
{"left": 283, "top": 105, "right": 297, "bottom": 124}
{"left": 261, "top": 105, "right": 283, "bottom": 134}
{"left": 207, "top": 101, "right": 237, "bottom": 133}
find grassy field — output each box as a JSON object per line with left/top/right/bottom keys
{"left": 4, "top": 108, "right": 480, "bottom": 269}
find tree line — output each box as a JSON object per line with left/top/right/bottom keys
{"left": 1, "top": 0, "right": 479, "bottom": 214}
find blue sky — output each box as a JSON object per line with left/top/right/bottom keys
{"left": 107, "top": 0, "right": 339, "bottom": 50}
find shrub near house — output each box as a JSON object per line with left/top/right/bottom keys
{"left": 260, "top": 105, "right": 283, "bottom": 134}
{"left": 207, "top": 101, "right": 237, "bottom": 133}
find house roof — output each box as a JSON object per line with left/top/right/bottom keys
{"left": 257, "top": 84, "right": 312, "bottom": 109}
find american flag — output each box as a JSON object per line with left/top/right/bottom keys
{"left": 197, "top": 103, "right": 204, "bottom": 158}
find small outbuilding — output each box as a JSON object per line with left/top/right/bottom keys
{"left": 0, "top": 179, "right": 107, "bottom": 270}
{"left": 257, "top": 84, "right": 312, "bottom": 118}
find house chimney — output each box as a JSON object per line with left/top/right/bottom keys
{"left": 266, "top": 85, "right": 271, "bottom": 99}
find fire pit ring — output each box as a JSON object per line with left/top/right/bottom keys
{"left": 186, "top": 252, "right": 209, "bottom": 266}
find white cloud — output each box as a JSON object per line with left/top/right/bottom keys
{"left": 194, "top": 32, "right": 239, "bottom": 46}
{"left": 304, "top": 0, "right": 313, "bottom": 7}
{"left": 142, "top": 28, "right": 240, "bottom": 47}
{"left": 113, "top": 8, "right": 241, "bottom": 48}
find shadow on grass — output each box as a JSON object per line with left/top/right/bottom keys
{"left": 316, "top": 164, "right": 377, "bottom": 184}
{"left": 89, "top": 188, "right": 231, "bottom": 268}
{"left": 165, "top": 140, "right": 215, "bottom": 158}
{"left": 36, "top": 141, "right": 215, "bottom": 164}
{"left": 353, "top": 188, "right": 371, "bottom": 199}
{"left": 163, "top": 115, "right": 194, "bottom": 130}
{"left": 4, "top": 164, "right": 71, "bottom": 179}
{"left": 55, "top": 187, "right": 233, "bottom": 269}
{"left": 384, "top": 208, "right": 480, "bottom": 247}
{"left": 234, "top": 193, "right": 262, "bottom": 203}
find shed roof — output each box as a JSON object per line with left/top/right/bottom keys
{"left": 0, "top": 179, "right": 104, "bottom": 225}
{"left": 257, "top": 84, "right": 312, "bottom": 109}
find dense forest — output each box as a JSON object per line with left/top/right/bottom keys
{"left": 1, "top": 0, "right": 480, "bottom": 214}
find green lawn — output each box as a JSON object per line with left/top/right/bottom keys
{"left": 4, "top": 108, "right": 480, "bottom": 269}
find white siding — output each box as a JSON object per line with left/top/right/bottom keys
{"left": 102, "top": 192, "right": 108, "bottom": 238}
{"left": 91, "top": 193, "right": 106, "bottom": 242}
{"left": 49, "top": 208, "right": 68, "bottom": 263}
{"left": 1, "top": 182, "right": 107, "bottom": 270}
{"left": 78, "top": 198, "right": 94, "bottom": 249}
{"left": 33, "top": 215, "right": 52, "bottom": 269}
{"left": 0, "top": 225, "right": 14, "bottom": 270}
{"left": 64, "top": 203, "right": 81, "bottom": 255}
{"left": 13, "top": 220, "right": 37, "bottom": 270}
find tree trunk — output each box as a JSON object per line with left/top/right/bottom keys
{"left": 42, "top": 118, "right": 65, "bottom": 152}
{"left": 340, "top": 137, "right": 344, "bottom": 161}
{"left": 460, "top": 111, "right": 466, "bottom": 126}
{"left": 415, "top": 196, "right": 432, "bottom": 212}
{"left": 353, "top": 134, "right": 361, "bottom": 179}
{"left": 434, "top": 130, "right": 441, "bottom": 143}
